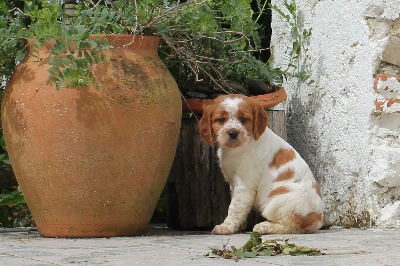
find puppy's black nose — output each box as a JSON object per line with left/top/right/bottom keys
{"left": 228, "top": 130, "right": 239, "bottom": 139}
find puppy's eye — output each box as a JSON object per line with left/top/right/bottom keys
{"left": 216, "top": 118, "right": 226, "bottom": 124}
{"left": 240, "top": 117, "right": 248, "bottom": 123}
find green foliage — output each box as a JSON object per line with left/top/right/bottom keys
{"left": 77, "top": 4, "right": 125, "bottom": 34}
{"left": 1, "top": 0, "right": 311, "bottom": 91}
{"left": 269, "top": 0, "right": 313, "bottom": 84}
{"left": 0, "top": 1, "right": 27, "bottom": 88}
{"left": 155, "top": 0, "right": 274, "bottom": 88}
{"left": 0, "top": 134, "right": 27, "bottom": 228}
{"left": 207, "top": 232, "right": 323, "bottom": 261}
{"left": 46, "top": 32, "right": 110, "bottom": 89}
{"left": 0, "top": 135, "right": 30, "bottom": 228}
{"left": 0, "top": 188, "right": 24, "bottom": 207}
{"left": 0, "top": 134, "right": 10, "bottom": 165}
{"left": 26, "top": 0, "right": 62, "bottom": 40}
{"left": 0, "top": 187, "right": 31, "bottom": 228}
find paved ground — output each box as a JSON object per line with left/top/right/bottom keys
{"left": 0, "top": 225, "right": 399, "bottom": 265}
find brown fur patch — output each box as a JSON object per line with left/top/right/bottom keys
{"left": 242, "top": 98, "right": 268, "bottom": 140}
{"left": 291, "top": 212, "right": 323, "bottom": 233}
{"left": 313, "top": 183, "right": 322, "bottom": 198}
{"left": 268, "top": 186, "right": 290, "bottom": 197}
{"left": 274, "top": 169, "right": 295, "bottom": 182}
{"left": 269, "top": 148, "right": 296, "bottom": 169}
{"left": 210, "top": 109, "right": 229, "bottom": 137}
{"left": 236, "top": 106, "right": 254, "bottom": 133}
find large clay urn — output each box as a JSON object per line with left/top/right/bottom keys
{"left": 1, "top": 35, "right": 181, "bottom": 237}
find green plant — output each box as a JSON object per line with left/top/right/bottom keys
{"left": 269, "top": 0, "right": 313, "bottom": 84}
{"left": 0, "top": 187, "right": 33, "bottom": 228}
{"left": 0, "top": 0, "right": 311, "bottom": 94}
{"left": 0, "top": 187, "right": 18, "bottom": 228}
{"left": 206, "top": 232, "right": 323, "bottom": 261}
{"left": 0, "top": 134, "right": 10, "bottom": 165}
{"left": 0, "top": 131, "right": 30, "bottom": 228}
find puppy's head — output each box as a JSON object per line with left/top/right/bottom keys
{"left": 198, "top": 94, "right": 268, "bottom": 148}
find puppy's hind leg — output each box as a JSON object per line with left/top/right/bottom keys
{"left": 254, "top": 185, "right": 324, "bottom": 234}
{"left": 253, "top": 209, "right": 323, "bottom": 234}
{"left": 253, "top": 220, "right": 301, "bottom": 234}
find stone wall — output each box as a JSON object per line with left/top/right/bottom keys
{"left": 371, "top": 74, "right": 400, "bottom": 228}
{"left": 270, "top": 0, "right": 400, "bottom": 228}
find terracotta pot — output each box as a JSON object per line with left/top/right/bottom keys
{"left": 182, "top": 86, "right": 287, "bottom": 114}
{"left": 1, "top": 35, "right": 181, "bottom": 237}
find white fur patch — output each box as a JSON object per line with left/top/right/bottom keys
{"left": 220, "top": 97, "right": 244, "bottom": 116}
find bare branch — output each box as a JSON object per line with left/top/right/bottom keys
{"left": 8, "top": 7, "right": 27, "bottom": 16}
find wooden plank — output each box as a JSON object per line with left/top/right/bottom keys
{"left": 167, "top": 110, "right": 287, "bottom": 230}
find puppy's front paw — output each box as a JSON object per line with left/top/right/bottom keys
{"left": 212, "top": 224, "right": 237, "bottom": 235}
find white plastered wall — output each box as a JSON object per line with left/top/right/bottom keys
{"left": 271, "top": 0, "right": 400, "bottom": 228}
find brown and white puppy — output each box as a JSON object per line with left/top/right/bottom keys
{"left": 199, "top": 94, "right": 324, "bottom": 235}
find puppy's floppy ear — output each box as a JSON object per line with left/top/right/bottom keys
{"left": 251, "top": 100, "right": 269, "bottom": 141}
{"left": 198, "top": 103, "right": 215, "bottom": 147}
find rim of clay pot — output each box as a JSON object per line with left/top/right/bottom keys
{"left": 182, "top": 86, "right": 287, "bottom": 114}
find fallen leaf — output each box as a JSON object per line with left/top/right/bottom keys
{"left": 207, "top": 233, "right": 322, "bottom": 261}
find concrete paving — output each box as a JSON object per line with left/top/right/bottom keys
{"left": 0, "top": 225, "right": 399, "bottom": 265}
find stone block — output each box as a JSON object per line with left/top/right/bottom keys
{"left": 364, "top": 4, "right": 384, "bottom": 18}
{"left": 376, "top": 201, "right": 400, "bottom": 228}
{"left": 382, "top": 36, "right": 400, "bottom": 66}
{"left": 370, "top": 146, "right": 400, "bottom": 187}
{"left": 391, "top": 19, "right": 400, "bottom": 36}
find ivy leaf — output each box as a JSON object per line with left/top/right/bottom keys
{"left": 234, "top": 250, "right": 258, "bottom": 259}
{"left": 56, "top": 81, "right": 63, "bottom": 90}
{"left": 15, "top": 50, "right": 27, "bottom": 62}
{"left": 250, "top": 231, "right": 262, "bottom": 246}
{"left": 0, "top": 189, "right": 25, "bottom": 206}
{"left": 49, "top": 76, "right": 60, "bottom": 83}
{"left": 1, "top": 159, "right": 10, "bottom": 165}
{"left": 283, "top": 246, "right": 298, "bottom": 255}
{"left": 257, "top": 248, "right": 274, "bottom": 256}
{"left": 0, "top": 135, "right": 7, "bottom": 150}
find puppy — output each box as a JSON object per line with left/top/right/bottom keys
{"left": 199, "top": 94, "right": 324, "bottom": 234}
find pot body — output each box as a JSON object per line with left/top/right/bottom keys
{"left": 1, "top": 35, "right": 181, "bottom": 237}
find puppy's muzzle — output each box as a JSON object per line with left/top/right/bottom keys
{"left": 228, "top": 129, "right": 239, "bottom": 140}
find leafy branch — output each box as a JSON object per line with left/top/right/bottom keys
{"left": 0, "top": 187, "right": 31, "bottom": 228}
{"left": 0, "top": 188, "right": 25, "bottom": 207}
{"left": 206, "top": 232, "right": 323, "bottom": 261}
{"left": 1, "top": 0, "right": 312, "bottom": 91}
{"left": 269, "top": 0, "right": 313, "bottom": 83}
{"left": 0, "top": 134, "right": 10, "bottom": 165}
{"left": 46, "top": 26, "right": 111, "bottom": 89}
